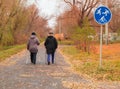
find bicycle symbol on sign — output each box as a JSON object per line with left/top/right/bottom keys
{"left": 94, "top": 6, "right": 112, "bottom": 25}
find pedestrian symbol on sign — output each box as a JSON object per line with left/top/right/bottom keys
{"left": 99, "top": 16, "right": 107, "bottom": 23}
{"left": 94, "top": 6, "right": 112, "bottom": 25}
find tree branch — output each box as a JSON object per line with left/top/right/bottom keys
{"left": 86, "top": 0, "right": 99, "bottom": 17}
{"left": 64, "top": 0, "right": 73, "bottom": 6}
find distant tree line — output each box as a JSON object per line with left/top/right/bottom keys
{"left": 0, "top": 0, "right": 50, "bottom": 46}
{"left": 55, "top": 0, "right": 120, "bottom": 53}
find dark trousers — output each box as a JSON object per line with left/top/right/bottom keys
{"left": 47, "top": 52, "right": 55, "bottom": 64}
{"left": 30, "top": 53, "right": 37, "bottom": 64}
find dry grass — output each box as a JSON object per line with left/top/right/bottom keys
{"left": 96, "top": 43, "right": 120, "bottom": 60}
{"left": 0, "top": 44, "right": 25, "bottom": 62}
{"left": 60, "top": 43, "right": 120, "bottom": 81}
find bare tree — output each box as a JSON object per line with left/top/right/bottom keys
{"left": 109, "top": 0, "right": 120, "bottom": 32}
{"left": 25, "top": 5, "right": 39, "bottom": 31}
{"left": 0, "top": 0, "right": 48, "bottom": 45}
{"left": 25, "top": 4, "right": 48, "bottom": 37}
{"left": 64, "top": 0, "right": 99, "bottom": 27}
{"left": 0, "top": 0, "right": 24, "bottom": 45}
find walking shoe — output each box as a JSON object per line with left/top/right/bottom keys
{"left": 52, "top": 59, "right": 54, "bottom": 64}
{"left": 33, "top": 61, "right": 36, "bottom": 64}
{"left": 48, "top": 62, "right": 50, "bottom": 65}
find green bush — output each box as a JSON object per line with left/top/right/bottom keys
{"left": 71, "top": 18, "right": 96, "bottom": 53}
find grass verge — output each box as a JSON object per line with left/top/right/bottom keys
{"left": 58, "top": 40, "right": 74, "bottom": 45}
{"left": 60, "top": 45, "right": 120, "bottom": 81}
{"left": 0, "top": 44, "right": 26, "bottom": 62}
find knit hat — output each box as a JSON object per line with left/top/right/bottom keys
{"left": 31, "top": 32, "right": 36, "bottom": 35}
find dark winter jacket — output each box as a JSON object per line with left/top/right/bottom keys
{"left": 44, "top": 36, "right": 58, "bottom": 54}
{"left": 27, "top": 35, "right": 40, "bottom": 53}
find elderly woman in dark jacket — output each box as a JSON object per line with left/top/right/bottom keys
{"left": 44, "top": 32, "right": 58, "bottom": 65}
{"left": 27, "top": 32, "right": 40, "bottom": 64}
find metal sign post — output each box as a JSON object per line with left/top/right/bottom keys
{"left": 100, "top": 25, "right": 103, "bottom": 67}
{"left": 94, "top": 6, "right": 112, "bottom": 67}
{"left": 105, "top": 0, "right": 109, "bottom": 45}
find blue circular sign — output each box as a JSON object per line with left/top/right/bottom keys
{"left": 94, "top": 6, "right": 112, "bottom": 25}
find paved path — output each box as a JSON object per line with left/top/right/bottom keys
{"left": 0, "top": 45, "right": 120, "bottom": 89}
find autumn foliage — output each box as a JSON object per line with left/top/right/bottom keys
{"left": 0, "top": 0, "right": 49, "bottom": 46}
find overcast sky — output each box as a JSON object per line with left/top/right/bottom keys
{"left": 26, "top": 0, "right": 69, "bottom": 29}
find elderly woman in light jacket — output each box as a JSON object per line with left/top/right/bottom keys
{"left": 27, "top": 32, "right": 40, "bottom": 64}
